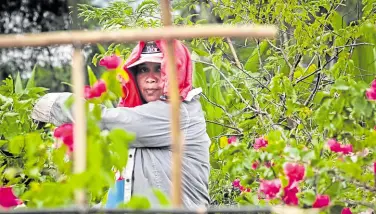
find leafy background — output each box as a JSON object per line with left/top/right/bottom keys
{"left": 1, "top": 0, "right": 376, "bottom": 213}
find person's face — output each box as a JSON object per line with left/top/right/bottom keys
{"left": 135, "top": 62, "right": 163, "bottom": 102}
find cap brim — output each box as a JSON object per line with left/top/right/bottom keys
{"left": 127, "top": 54, "right": 163, "bottom": 69}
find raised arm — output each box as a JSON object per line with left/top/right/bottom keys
{"left": 31, "top": 92, "right": 188, "bottom": 148}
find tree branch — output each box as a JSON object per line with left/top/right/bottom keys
{"left": 304, "top": 72, "right": 321, "bottom": 106}
{"left": 206, "top": 120, "right": 242, "bottom": 134}
{"left": 289, "top": 54, "right": 302, "bottom": 81}
{"left": 200, "top": 92, "right": 236, "bottom": 125}
{"left": 340, "top": 200, "right": 376, "bottom": 209}
{"left": 226, "top": 37, "right": 242, "bottom": 69}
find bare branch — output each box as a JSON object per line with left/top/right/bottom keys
{"left": 304, "top": 73, "right": 321, "bottom": 106}
{"left": 266, "top": 39, "right": 292, "bottom": 70}
{"left": 200, "top": 92, "right": 236, "bottom": 126}
{"left": 226, "top": 37, "right": 242, "bottom": 69}
{"left": 334, "top": 42, "right": 374, "bottom": 49}
{"left": 340, "top": 200, "right": 376, "bottom": 209}
{"left": 206, "top": 120, "right": 242, "bottom": 134}
{"left": 289, "top": 54, "right": 302, "bottom": 81}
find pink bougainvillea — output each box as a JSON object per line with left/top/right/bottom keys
{"left": 0, "top": 187, "right": 22, "bottom": 209}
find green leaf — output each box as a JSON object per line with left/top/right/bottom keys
{"left": 26, "top": 65, "right": 37, "bottom": 89}
{"left": 97, "top": 44, "right": 106, "bottom": 54}
{"left": 9, "top": 135, "right": 25, "bottom": 155}
{"left": 88, "top": 66, "right": 98, "bottom": 86}
{"left": 299, "top": 189, "right": 316, "bottom": 205}
{"left": 15, "top": 72, "right": 23, "bottom": 94}
{"left": 119, "top": 195, "right": 151, "bottom": 209}
{"left": 284, "top": 147, "right": 300, "bottom": 160}
{"left": 192, "top": 61, "right": 207, "bottom": 94}
{"left": 244, "top": 41, "right": 269, "bottom": 72}
{"left": 332, "top": 79, "right": 349, "bottom": 91}
{"left": 330, "top": 11, "right": 345, "bottom": 31}
{"left": 152, "top": 189, "right": 171, "bottom": 207}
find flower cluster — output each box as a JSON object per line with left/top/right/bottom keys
{"left": 327, "top": 139, "right": 353, "bottom": 155}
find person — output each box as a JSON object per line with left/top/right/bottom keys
{"left": 31, "top": 40, "right": 211, "bottom": 208}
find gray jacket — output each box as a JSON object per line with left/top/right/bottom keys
{"left": 31, "top": 91, "right": 211, "bottom": 208}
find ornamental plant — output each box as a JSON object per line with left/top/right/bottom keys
{"left": 77, "top": 0, "right": 376, "bottom": 213}
{"left": 0, "top": 61, "right": 138, "bottom": 208}
{"left": 1, "top": 0, "right": 375, "bottom": 213}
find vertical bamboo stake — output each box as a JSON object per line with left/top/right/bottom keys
{"left": 72, "top": 48, "right": 87, "bottom": 208}
{"left": 160, "top": 0, "right": 183, "bottom": 208}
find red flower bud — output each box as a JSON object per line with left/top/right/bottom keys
{"left": 240, "top": 186, "right": 251, "bottom": 193}
{"left": 341, "top": 207, "right": 352, "bottom": 214}
{"left": 0, "top": 187, "right": 22, "bottom": 209}
{"left": 84, "top": 80, "right": 107, "bottom": 99}
{"left": 228, "top": 136, "right": 237, "bottom": 144}
{"left": 252, "top": 161, "right": 259, "bottom": 170}
{"left": 54, "top": 123, "right": 74, "bottom": 152}
{"left": 99, "top": 55, "right": 121, "bottom": 70}
{"left": 327, "top": 139, "right": 342, "bottom": 153}
{"left": 232, "top": 179, "right": 240, "bottom": 188}
{"left": 312, "top": 194, "right": 330, "bottom": 208}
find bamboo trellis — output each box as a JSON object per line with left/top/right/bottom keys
{"left": 0, "top": 1, "right": 319, "bottom": 213}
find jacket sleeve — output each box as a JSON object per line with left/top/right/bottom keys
{"left": 31, "top": 93, "right": 188, "bottom": 148}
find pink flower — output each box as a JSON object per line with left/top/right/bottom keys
{"left": 327, "top": 139, "right": 353, "bottom": 155}
{"left": 312, "top": 194, "right": 330, "bottom": 208}
{"left": 254, "top": 137, "right": 268, "bottom": 149}
{"left": 327, "top": 139, "right": 342, "bottom": 153}
{"left": 228, "top": 136, "right": 237, "bottom": 144}
{"left": 99, "top": 55, "right": 121, "bottom": 70}
{"left": 341, "top": 207, "right": 352, "bottom": 214}
{"left": 341, "top": 144, "right": 353, "bottom": 155}
{"left": 0, "top": 187, "right": 22, "bottom": 209}
{"left": 232, "top": 179, "right": 240, "bottom": 188}
{"left": 54, "top": 123, "right": 74, "bottom": 152}
{"left": 84, "top": 80, "right": 107, "bottom": 99}
{"left": 366, "top": 88, "right": 376, "bottom": 100}
{"left": 259, "top": 179, "right": 281, "bottom": 199}
{"left": 284, "top": 163, "right": 305, "bottom": 182}
{"left": 252, "top": 161, "right": 259, "bottom": 170}
{"left": 282, "top": 181, "right": 299, "bottom": 206}
{"left": 373, "top": 162, "right": 376, "bottom": 174}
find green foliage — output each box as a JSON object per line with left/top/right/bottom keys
{"left": 0, "top": 65, "right": 137, "bottom": 208}
{"left": 77, "top": 0, "right": 376, "bottom": 211}
{"left": 3, "top": 0, "right": 376, "bottom": 213}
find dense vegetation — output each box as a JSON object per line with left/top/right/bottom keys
{"left": 1, "top": 0, "right": 376, "bottom": 213}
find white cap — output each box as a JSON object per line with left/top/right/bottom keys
{"left": 127, "top": 42, "right": 163, "bottom": 68}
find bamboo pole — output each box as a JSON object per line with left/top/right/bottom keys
{"left": 71, "top": 48, "right": 87, "bottom": 208}
{"left": 160, "top": 0, "right": 183, "bottom": 208}
{"left": 0, "top": 24, "right": 277, "bottom": 48}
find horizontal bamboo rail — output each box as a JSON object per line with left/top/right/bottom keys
{"left": 0, "top": 206, "right": 319, "bottom": 214}
{"left": 0, "top": 24, "right": 277, "bottom": 48}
